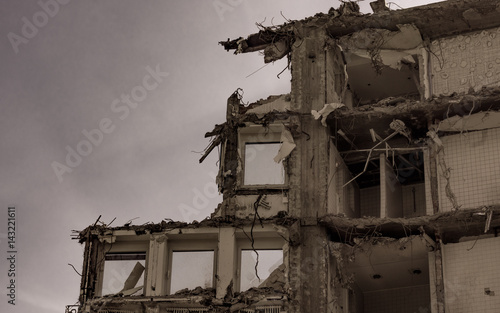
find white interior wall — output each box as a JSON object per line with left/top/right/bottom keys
{"left": 329, "top": 141, "right": 360, "bottom": 217}
{"left": 380, "top": 154, "right": 403, "bottom": 218}
{"left": 437, "top": 128, "right": 500, "bottom": 212}
{"left": 442, "top": 236, "right": 500, "bottom": 312}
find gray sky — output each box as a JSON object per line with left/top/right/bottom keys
{"left": 0, "top": 1, "right": 440, "bottom": 312}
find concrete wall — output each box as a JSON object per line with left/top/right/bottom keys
{"left": 349, "top": 283, "right": 364, "bottom": 313}
{"left": 423, "top": 149, "right": 434, "bottom": 216}
{"left": 363, "top": 285, "right": 430, "bottom": 313}
{"left": 380, "top": 154, "right": 403, "bottom": 218}
{"left": 437, "top": 128, "right": 500, "bottom": 212}
{"left": 402, "top": 183, "right": 426, "bottom": 217}
{"left": 233, "top": 194, "right": 288, "bottom": 219}
{"left": 360, "top": 186, "right": 380, "bottom": 217}
{"left": 360, "top": 184, "right": 429, "bottom": 218}
{"left": 442, "top": 236, "right": 500, "bottom": 312}
{"left": 430, "top": 27, "right": 500, "bottom": 96}
{"left": 329, "top": 142, "right": 360, "bottom": 217}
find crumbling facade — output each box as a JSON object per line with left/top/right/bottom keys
{"left": 73, "top": 1, "right": 500, "bottom": 312}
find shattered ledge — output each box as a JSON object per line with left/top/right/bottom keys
{"left": 321, "top": 206, "right": 500, "bottom": 244}
{"left": 75, "top": 215, "right": 295, "bottom": 313}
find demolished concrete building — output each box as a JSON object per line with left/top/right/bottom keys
{"left": 72, "top": 1, "right": 500, "bottom": 312}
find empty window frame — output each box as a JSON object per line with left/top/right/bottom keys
{"left": 237, "top": 237, "right": 284, "bottom": 292}
{"left": 244, "top": 142, "right": 284, "bottom": 185}
{"left": 102, "top": 252, "right": 146, "bottom": 296}
{"left": 240, "top": 249, "right": 283, "bottom": 291}
{"left": 166, "top": 240, "right": 217, "bottom": 294}
{"left": 239, "top": 125, "right": 286, "bottom": 187}
{"left": 170, "top": 250, "right": 215, "bottom": 293}
{"left": 344, "top": 53, "right": 421, "bottom": 106}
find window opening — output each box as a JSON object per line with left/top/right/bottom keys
{"left": 244, "top": 142, "right": 284, "bottom": 185}
{"left": 170, "top": 250, "right": 215, "bottom": 293}
{"left": 240, "top": 249, "right": 283, "bottom": 291}
{"left": 344, "top": 54, "right": 421, "bottom": 106}
{"left": 102, "top": 252, "right": 146, "bottom": 296}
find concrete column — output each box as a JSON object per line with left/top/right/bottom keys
{"left": 146, "top": 235, "right": 168, "bottom": 296}
{"left": 216, "top": 227, "right": 236, "bottom": 298}
{"left": 289, "top": 30, "right": 331, "bottom": 220}
{"left": 298, "top": 226, "right": 329, "bottom": 313}
{"left": 434, "top": 241, "right": 445, "bottom": 313}
{"left": 288, "top": 27, "right": 344, "bottom": 313}
{"left": 221, "top": 93, "right": 241, "bottom": 208}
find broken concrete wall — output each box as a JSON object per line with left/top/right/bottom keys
{"left": 244, "top": 94, "right": 291, "bottom": 116}
{"left": 328, "top": 140, "right": 360, "bottom": 217}
{"left": 423, "top": 148, "right": 434, "bottom": 216}
{"left": 442, "top": 236, "right": 500, "bottom": 312}
{"left": 325, "top": 38, "right": 347, "bottom": 105}
{"left": 338, "top": 24, "right": 423, "bottom": 70}
{"left": 78, "top": 233, "right": 106, "bottom": 305}
{"left": 438, "top": 111, "right": 500, "bottom": 132}
{"left": 326, "top": 249, "right": 360, "bottom": 313}
{"left": 436, "top": 127, "right": 500, "bottom": 212}
{"left": 337, "top": 24, "right": 424, "bottom": 105}
{"left": 203, "top": 93, "right": 295, "bottom": 219}
{"left": 232, "top": 194, "right": 288, "bottom": 219}
{"left": 430, "top": 27, "right": 500, "bottom": 96}
{"left": 76, "top": 222, "right": 291, "bottom": 313}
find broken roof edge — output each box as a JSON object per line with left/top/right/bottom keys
{"left": 200, "top": 93, "right": 294, "bottom": 163}
{"left": 220, "top": 0, "right": 500, "bottom": 55}
{"left": 76, "top": 214, "right": 297, "bottom": 243}
{"left": 85, "top": 286, "right": 286, "bottom": 311}
{"left": 203, "top": 93, "right": 291, "bottom": 135}
{"left": 218, "top": 1, "right": 364, "bottom": 53}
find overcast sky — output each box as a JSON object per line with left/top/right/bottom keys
{"left": 0, "top": 1, "right": 441, "bottom": 312}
